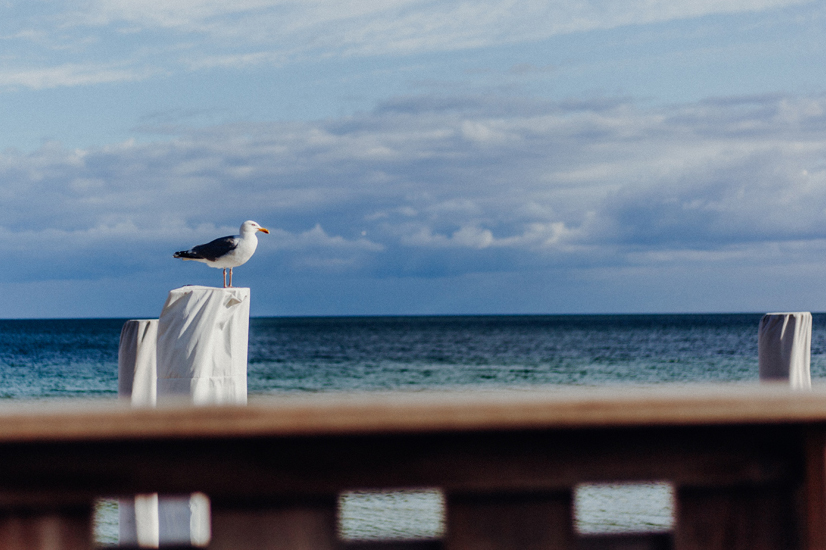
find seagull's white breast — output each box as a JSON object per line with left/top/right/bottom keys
{"left": 208, "top": 232, "right": 259, "bottom": 269}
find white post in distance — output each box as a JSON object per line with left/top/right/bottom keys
{"left": 117, "top": 319, "right": 161, "bottom": 547}
{"left": 758, "top": 312, "right": 812, "bottom": 389}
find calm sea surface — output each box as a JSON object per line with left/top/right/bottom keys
{"left": 1, "top": 313, "right": 822, "bottom": 542}
{"left": 2, "top": 314, "right": 826, "bottom": 399}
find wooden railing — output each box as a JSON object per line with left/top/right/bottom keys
{"left": 1, "top": 384, "right": 826, "bottom": 549}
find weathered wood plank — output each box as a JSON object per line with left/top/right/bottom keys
{"left": 0, "top": 389, "right": 812, "bottom": 549}
{"left": 342, "top": 542, "right": 442, "bottom": 550}
{"left": 117, "top": 537, "right": 675, "bottom": 550}
{"left": 0, "top": 386, "right": 825, "bottom": 443}
{"left": 804, "top": 430, "right": 826, "bottom": 550}
{"left": 115, "top": 539, "right": 676, "bottom": 550}
{"left": 208, "top": 499, "right": 337, "bottom": 550}
{"left": 0, "top": 506, "right": 92, "bottom": 550}
{"left": 578, "top": 533, "right": 672, "bottom": 550}
{"left": 445, "top": 491, "right": 575, "bottom": 550}
{"left": 0, "top": 425, "right": 802, "bottom": 505}
{"left": 0, "top": 425, "right": 804, "bottom": 506}
{"left": 674, "top": 485, "right": 802, "bottom": 550}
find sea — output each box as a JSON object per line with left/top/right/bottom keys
{"left": 1, "top": 313, "right": 823, "bottom": 544}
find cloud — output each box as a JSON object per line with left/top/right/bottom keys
{"left": 0, "top": 63, "right": 156, "bottom": 89}
{"left": 3, "top": 91, "right": 826, "bottom": 285}
{"left": 1, "top": 0, "right": 815, "bottom": 90}
{"left": 78, "top": 0, "right": 811, "bottom": 52}
{"left": 271, "top": 224, "right": 383, "bottom": 252}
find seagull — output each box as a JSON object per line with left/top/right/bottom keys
{"left": 174, "top": 220, "right": 270, "bottom": 288}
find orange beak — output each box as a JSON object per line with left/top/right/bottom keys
{"left": 258, "top": 227, "right": 270, "bottom": 234}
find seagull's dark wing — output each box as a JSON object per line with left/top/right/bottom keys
{"left": 175, "top": 236, "right": 239, "bottom": 261}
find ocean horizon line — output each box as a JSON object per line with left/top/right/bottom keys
{"left": 0, "top": 310, "right": 792, "bottom": 322}
{"left": 0, "top": 311, "right": 805, "bottom": 322}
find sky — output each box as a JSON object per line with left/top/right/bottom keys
{"left": 1, "top": 0, "right": 826, "bottom": 318}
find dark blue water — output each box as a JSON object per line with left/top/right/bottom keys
{"left": 0, "top": 318, "right": 121, "bottom": 398}
{"left": 2, "top": 313, "right": 825, "bottom": 399}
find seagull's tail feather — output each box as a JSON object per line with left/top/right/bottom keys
{"left": 174, "top": 250, "right": 204, "bottom": 260}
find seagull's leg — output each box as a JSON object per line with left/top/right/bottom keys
{"left": 222, "top": 269, "right": 228, "bottom": 288}
{"left": 228, "top": 268, "right": 234, "bottom": 288}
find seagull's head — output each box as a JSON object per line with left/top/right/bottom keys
{"left": 241, "top": 220, "right": 270, "bottom": 235}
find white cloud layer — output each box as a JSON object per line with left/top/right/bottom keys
{"left": 81, "top": 0, "right": 809, "bottom": 46}
{"left": 0, "top": 63, "right": 155, "bottom": 90}
{"left": 3, "top": 1, "right": 826, "bottom": 316}
{"left": 0, "top": 0, "right": 814, "bottom": 89}
{"left": 2, "top": 92, "right": 826, "bottom": 286}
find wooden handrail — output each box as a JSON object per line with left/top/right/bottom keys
{"left": 0, "top": 383, "right": 824, "bottom": 443}
{"left": 0, "top": 385, "right": 823, "bottom": 549}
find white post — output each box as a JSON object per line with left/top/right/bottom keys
{"left": 154, "top": 286, "right": 251, "bottom": 546}
{"left": 117, "top": 287, "right": 251, "bottom": 547}
{"left": 117, "top": 320, "right": 161, "bottom": 548}
{"left": 156, "top": 286, "right": 250, "bottom": 405}
{"left": 758, "top": 312, "right": 812, "bottom": 389}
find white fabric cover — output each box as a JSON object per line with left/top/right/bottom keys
{"left": 758, "top": 312, "right": 812, "bottom": 389}
{"left": 118, "top": 319, "right": 158, "bottom": 407}
{"left": 117, "top": 320, "right": 161, "bottom": 547}
{"left": 156, "top": 286, "right": 250, "bottom": 405}
{"left": 158, "top": 493, "right": 211, "bottom": 547}
{"left": 117, "top": 287, "right": 248, "bottom": 546}
{"left": 154, "top": 286, "right": 249, "bottom": 545}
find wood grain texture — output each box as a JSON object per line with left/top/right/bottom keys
{"left": 118, "top": 537, "right": 675, "bottom": 550}
{"left": 0, "top": 385, "right": 824, "bottom": 443}
{"left": 0, "top": 425, "right": 802, "bottom": 504}
{"left": 0, "top": 387, "right": 817, "bottom": 548}
{"left": 805, "top": 430, "right": 826, "bottom": 550}
{"left": 674, "top": 485, "right": 801, "bottom": 550}
{"left": 342, "top": 542, "right": 442, "bottom": 550}
{"left": 445, "top": 491, "right": 575, "bottom": 550}
{"left": 0, "top": 507, "right": 93, "bottom": 550}
{"left": 208, "top": 502, "right": 337, "bottom": 550}
{"left": 578, "top": 534, "right": 672, "bottom": 550}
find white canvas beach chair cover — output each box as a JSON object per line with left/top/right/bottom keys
{"left": 758, "top": 312, "right": 812, "bottom": 389}
{"left": 155, "top": 286, "right": 250, "bottom": 546}
{"left": 156, "top": 286, "right": 250, "bottom": 404}
{"left": 117, "top": 287, "right": 250, "bottom": 547}
{"left": 117, "top": 319, "right": 161, "bottom": 547}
